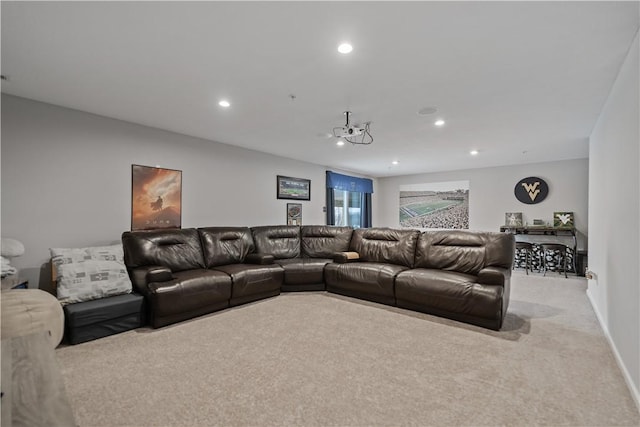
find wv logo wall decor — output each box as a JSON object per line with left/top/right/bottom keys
{"left": 514, "top": 177, "right": 549, "bottom": 204}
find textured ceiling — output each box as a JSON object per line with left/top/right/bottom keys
{"left": 2, "top": 1, "right": 638, "bottom": 177}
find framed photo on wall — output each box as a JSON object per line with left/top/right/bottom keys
{"left": 131, "top": 164, "right": 182, "bottom": 231}
{"left": 399, "top": 181, "right": 469, "bottom": 229}
{"left": 554, "top": 211, "right": 574, "bottom": 228}
{"left": 277, "top": 175, "right": 310, "bottom": 200}
{"left": 287, "top": 203, "right": 302, "bottom": 226}
{"left": 505, "top": 212, "right": 523, "bottom": 227}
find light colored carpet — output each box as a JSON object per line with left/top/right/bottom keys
{"left": 56, "top": 272, "right": 639, "bottom": 426}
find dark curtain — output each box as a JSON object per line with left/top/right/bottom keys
{"left": 326, "top": 186, "right": 336, "bottom": 225}
{"left": 361, "top": 192, "right": 372, "bottom": 228}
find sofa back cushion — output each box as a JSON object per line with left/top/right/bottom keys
{"left": 198, "top": 227, "right": 255, "bottom": 268}
{"left": 251, "top": 226, "right": 300, "bottom": 259}
{"left": 349, "top": 228, "right": 419, "bottom": 267}
{"left": 301, "top": 226, "right": 353, "bottom": 258}
{"left": 414, "top": 230, "right": 515, "bottom": 275}
{"left": 122, "top": 228, "right": 205, "bottom": 272}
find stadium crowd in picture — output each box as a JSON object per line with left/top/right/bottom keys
{"left": 399, "top": 188, "right": 469, "bottom": 229}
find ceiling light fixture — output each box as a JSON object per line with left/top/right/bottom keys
{"left": 218, "top": 100, "right": 230, "bottom": 107}
{"left": 470, "top": 150, "right": 479, "bottom": 156}
{"left": 392, "top": 160, "right": 399, "bottom": 165}
{"left": 332, "top": 111, "right": 373, "bottom": 145}
{"left": 434, "top": 119, "right": 445, "bottom": 126}
{"left": 337, "top": 43, "right": 353, "bottom": 54}
{"left": 336, "top": 140, "right": 345, "bottom": 147}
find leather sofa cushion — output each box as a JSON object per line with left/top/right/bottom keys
{"left": 414, "top": 230, "right": 515, "bottom": 275}
{"left": 301, "top": 226, "right": 353, "bottom": 258}
{"left": 251, "top": 226, "right": 300, "bottom": 259}
{"left": 198, "top": 227, "right": 255, "bottom": 268}
{"left": 122, "top": 229, "right": 205, "bottom": 272}
{"left": 349, "top": 228, "right": 419, "bottom": 267}
{"left": 213, "top": 264, "right": 283, "bottom": 299}
{"left": 148, "top": 269, "right": 232, "bottom": 317}
{"left": 324, "top": 262, "right": 409, "bottom": 299}
{"left": 275, "top": 258, "right": 331, "bottom": 285}
{"left": 395, "top": 268, "right": 503, "bottom": 320}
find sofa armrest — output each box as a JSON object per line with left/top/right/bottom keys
{"left": 129, "top": 266, "right": 173, "bottom": 291}
{"left": 333, "top": 251, "right": 361, "bottom": 264}
{"left": 245, "top": 253, "right": 275, "bottom": 265}
{"left": 477, "top": 266, "right": 511, "bottom": 286}
{"left": 147, "top": 266, "right": 173, "bottom": 283}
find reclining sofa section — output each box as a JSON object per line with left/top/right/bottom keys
{"left": 122, "top": 226, "right": 514, "bottom": 330}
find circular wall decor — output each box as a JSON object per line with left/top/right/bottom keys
{"left": 514, "top": 177, "right": 549, "bottom": 204}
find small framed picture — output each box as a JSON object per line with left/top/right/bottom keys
{"left": 505, "top": 212, "right": 523, "bottom": 227}
{"left": 554, "top": 212, "right": 574, "bottom": 228}
{"left": 287, "top": 203, "right": 302, "bottom": 225}
{"left": 277, "top": 175, "right": 311, "bottom": 200}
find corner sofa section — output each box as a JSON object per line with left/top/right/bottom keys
{"left": 122, "top": 226, "right": 514, "bottom": 330}
{"left": 251, "top": 225, "right": 353, "bottom": 292}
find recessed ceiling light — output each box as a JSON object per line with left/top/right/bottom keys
{"left": 336, "top": 140, "right": 345, "bottom": 146}
{"left": 470, "top": 150, "right": 479, "bottom": 156}
{"left": 392, "top": 160, "right": 399, "bottom": 165}
{"left": 218, "top": 100, "right": 230, "bottom": 107}
{"left": 337, "top": 43, "right": 353, "bottom": 54}
{"left": 434, "top": 119, "right": 445, "bottom": 126}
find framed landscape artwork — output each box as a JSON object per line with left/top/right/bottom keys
{"left": 131, "top": 164, "right": 182, "bottom": 231}
{"left": 277, "top": 175, "right": 310, "bottom": 200}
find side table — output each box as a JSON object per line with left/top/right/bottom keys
{"left": 1, "top": 332, "right": 76, "bottom": 427}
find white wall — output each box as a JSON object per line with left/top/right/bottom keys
{"left": 588, "top": 31, "right": 639, "bottom": 406}
{"left": 377, "top": 159, "right": 589, "bottom": 249}
{"left": 1, "top": 95, "right": 364, "bottom": 289}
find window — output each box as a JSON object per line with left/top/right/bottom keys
{"left": 326, "top": 171, "right": 373, "bottom": 228}
{"left": 332, "top": 189, "right": 363, "bottom": 228}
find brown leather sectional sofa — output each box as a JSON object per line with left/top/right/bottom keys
{"left": 122, "top": 225, "right": 514, "bottom": 330}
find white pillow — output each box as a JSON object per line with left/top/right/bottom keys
{"left": 51, "top": 245, "right": 132, "bottom": 305}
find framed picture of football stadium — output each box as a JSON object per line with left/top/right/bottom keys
{"left": 277, "top": 175, "right": 311, "bottom": 200}
{"left": 131, "top": 164, "right": 182, "bottom": 231}
{"left": 399, "top": 180, "right": 469, "bottom": 229}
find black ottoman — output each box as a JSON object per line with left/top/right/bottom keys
{"left": 63, "top": 293, "right": 145, "bottom": 344}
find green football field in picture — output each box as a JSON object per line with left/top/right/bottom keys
{"left": 400, "top": 200, "right": 460, "bottom": 222}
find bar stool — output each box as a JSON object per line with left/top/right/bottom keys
{"left": 514, "top": 242, "right": 534, "bottom": 274}
{"left": 541, "top": 243, "right": 568, "bottom": 278}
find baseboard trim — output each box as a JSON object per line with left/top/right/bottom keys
{"left": 586, "top": 288, "right": 640, "bottom": 413}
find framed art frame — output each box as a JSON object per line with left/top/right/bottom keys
{"left": 287, "top": 203, "right": 302, "bottom": 226}
{"left": 131, "top": 164, "right": 182, "bottom": 231}
{"left": 399, "top": 181, "right": 469, "bottom": 229}
{"left": 505, "top": 212, "right": 523, "bottom": 227}
{"left": 277, "top": 175, "right": 311, "bottom": 200}
{"left": 554, "top": 211, "right": 574, "bottom": 228}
